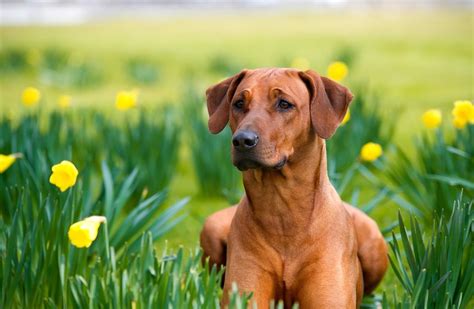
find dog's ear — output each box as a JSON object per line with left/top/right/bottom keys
{"left": 299, "top": 70, "right": 353, "bottom": 139}
{"left": 206, "top": 70, "right": 247, "bottom": 134}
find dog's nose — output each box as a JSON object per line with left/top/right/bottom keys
{"left": 232, "top": 130, "right": 259, "bottom": 151}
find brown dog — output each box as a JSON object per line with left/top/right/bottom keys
{"left": 200, "top": 68, "right": 388, "bottom": 308}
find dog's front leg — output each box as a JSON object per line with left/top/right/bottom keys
{"left": 221, "top": 257, "right": 277, "bottom": 308}
{"left": 222, "top": 231, "right": 279, "bottom": 309}
{"left": 293, "top": 255, "right": 363, "bottom": 308}
{"left": 200, "top": 206, "right": 238, "bottom": 269}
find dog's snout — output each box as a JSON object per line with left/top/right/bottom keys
{"left": 232, "top": 130, "right": 259, "bottom": 151}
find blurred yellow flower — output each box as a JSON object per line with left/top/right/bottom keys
{"left": 49, "top": 160, "right": 78, "bottom": 192}
{"left": 421, "top": 109, "right": 442, "bottom": 129}
{"left": 58, "top": 95, "right": 72, "bottom": 109}
{"left": 290, "top": 57, "right": 310, "bottom": 71}
{"left": 451, "top": 100, "right": 474, "bottom": 129}
{"left": 22, "top": 87, "right": 41, "bottom": 107}
{"left": 68, "top": 216, "right": 106, "bottom": 248}
{"left": 341, "top": 110, "right": 351, "bottom": 125}
{"left": 115, "top": 90, "right": 138, "bottom": 110}
{"left": 327, "top": 61, "right": 348, "bottom": 82}
{"left": 453, "top": 117, "right": 466, "bottom": 129}
{"left": 360, "top": 142, "right": 383, "bottom": 162}
{"left": 0, "top": 153, "right": 22, "bottom": 173}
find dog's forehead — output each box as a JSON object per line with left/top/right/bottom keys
{"left": 237, "top": 68, "right": 308, "bottom": 98}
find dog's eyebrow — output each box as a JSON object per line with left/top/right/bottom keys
{"left": 270, "top": 87, "right": 294, "bottom": 99}
{"left": 270, "top": 87, "right": 284, "bottom": 95}
{"left": 234, "top": 89, "right": 251, "bottom": 100}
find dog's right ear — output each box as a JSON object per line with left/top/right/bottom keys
{"left": 206, "top": 70, "right": 247, "bottom": 134}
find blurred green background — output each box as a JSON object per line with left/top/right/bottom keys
{"left": 1, "top": 9, "right": 472, "bottom": 248}
{"left": 0, "top": 8, "right": 474, "bottom": 304}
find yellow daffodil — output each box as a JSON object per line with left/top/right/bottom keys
{"left": 451, "top": 100, "right": 474, "bottom": 129}
{"left": 290, "top": 57, "right": 310, "bottom": 71}
{"left": 341, "top": 110, "right": 351, "bottom": 125}
{"left": 22, "top": 87, "right": 41, "bottom": 107}
{"left": 421, "top": 109, "right": 442, "bottom": 129}
{"left": 58, "top": 95, "right": 72, "bottom": 109}
{"left": 453, "top": 117, "right": 466, "bottom": 129}
{"left": 115, "top": 90, "right": 138, "bottom": 111}
{"left": 68, "top": 216, "right": 107, "bottom": 248}
{"left": 327, "top": 61, "right": 348, "bottom": 82}
{"left": 360, "top": 142, "right": 383, "bottom": 162}
{"left": 0, "top": 153, "right": 22, "bottom": 173}
{"left": 49, "top": 160, "right": 78, "bottom": 192}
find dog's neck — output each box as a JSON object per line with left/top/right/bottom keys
{"left": 241, "top": 137, "right": 339, "bottom": 237}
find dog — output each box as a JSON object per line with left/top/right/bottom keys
{"left": 200, "top": 68, "right": 388, "bottom": 308}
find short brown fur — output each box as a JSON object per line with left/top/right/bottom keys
{"left": 201, "top": 68, "right": 388, "bottom": 308}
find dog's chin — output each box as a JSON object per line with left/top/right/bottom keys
{"left": 233, "top": 157, "right": 287, "bottom": 171}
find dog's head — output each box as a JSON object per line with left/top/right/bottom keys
{"left": 205, "top": 68, "right": 353, "bottom": 171}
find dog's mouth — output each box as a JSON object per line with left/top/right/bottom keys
{"left": 233, "top": 156, "right": 287, "bottom": 171}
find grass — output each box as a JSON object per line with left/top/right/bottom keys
{"left": 383, "top": 126, "right": 474, "bottom": 224}
{"left": 385, "top": 198, "right": 473, "bottom": 308}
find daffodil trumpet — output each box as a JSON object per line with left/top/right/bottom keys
{"left": 0, "top": 153, "right": 23, "bottom": 174}
{"left": 360, "top": 142, "right": 383, "bottom": 162}
{"left": 49, "top": 160, "right": 79, "bottom": 192}
{"left": 68, "top": 216, "right": 107, "bottom": 248}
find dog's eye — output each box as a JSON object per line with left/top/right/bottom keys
{"left": 233, "top": 100, "right": 244, "bottom": 110}
{"left": 277, "top": 99, "right": 293, "bottom": 110}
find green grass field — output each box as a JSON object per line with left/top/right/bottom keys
{"left": 1, "top": 10, "right": 472, "bottom": 129}
{"left": 1, "top": 9, "right": 473, "bottom": 300}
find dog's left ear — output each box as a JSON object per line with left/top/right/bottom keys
{"left": 299, "top": 70, "right": 354, "bottom": 139}
{"left": 206, "top": 70, "right": 247, "bottom": 134}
